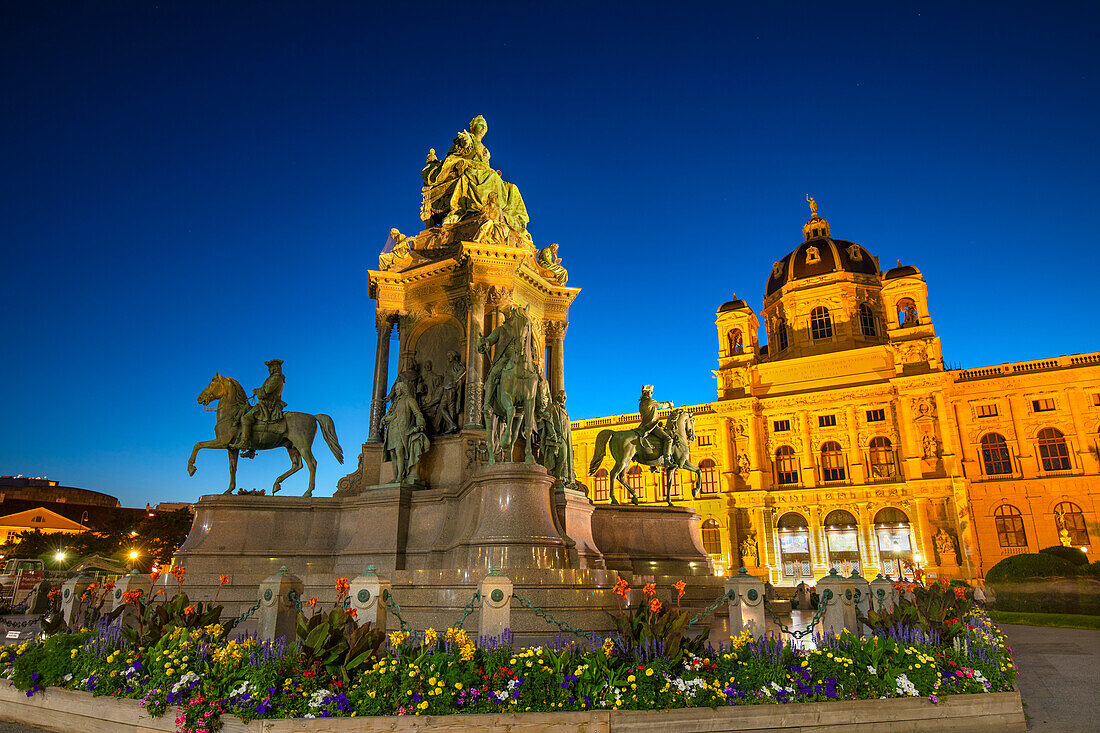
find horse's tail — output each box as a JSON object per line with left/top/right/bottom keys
{"left": 315, "top": 414, "right": 344, "bottom": 464}
{"left": 589, "top": 429, "right": 613, "bottom": 475}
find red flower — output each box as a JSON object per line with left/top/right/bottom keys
{"left": 306, "top": 597, "right": 318, "bottom": 608}
{"left": 169, "top": 566, "right": 186, "bottom": 581}
{"left": 613, "top": 577, "right": 629, "bottom": 598}
{"left": 104, "top": 582, "right": 116, "bottom": 591}
{"left": 348, "top": 608, "right": 358, "bottom": 620}
{"left": 183, "top": 604, "right": 197, "bottom": 615}
{"left": 939, "top": 577, "right": 950, "bottom": 589}
{"left": 122, "top": 589, "right": 144, "bottom": 605}
{"left": 150, "top": 570, "right": 160, "bottom": 583}
{"left": 648, "top": 597, "right": 662, "bottom": 613}
{"left": 335, "top": 577, "right": 350, "bottom": 599}
{"left": 953, "top": 586, "right": 966, "bottom": 599}
{"left": 672, "top": 580, "right": 686, "bottom": 600}
{"left": 642, "top": 582, "right": 656, "bottom": 597}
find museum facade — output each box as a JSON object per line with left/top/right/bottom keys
{"left": 570, "top": 204, "right": 1100, "bottom": 584}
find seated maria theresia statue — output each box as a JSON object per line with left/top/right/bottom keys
{"left": 478, "top": 304, "right": 541, "bottom": 463}
{"left": 420, "top": 115, "right": 531, "bottom": 241}
{"left": 232, "top": 359, "right": 287, "bottom": 454}
{"left": 380, "top": 381, "right": 430, "bottom": 485}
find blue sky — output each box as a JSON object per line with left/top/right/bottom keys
{"left": 2, "top": 2, "right": 1097, "bottom": 505}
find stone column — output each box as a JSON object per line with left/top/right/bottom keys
{"left": 479, "top": 571, "right": 513, "bottom": 641}
{"left": 747, "top": 408, "right": 764, "bottom": 489}
{"left": 258, "top": 566, "right": 303, "bottom": 644}
{"left": 911, "top": 498, "right": 932, "bottom": 570}
{"left": 808, "top": 505, "right": 827, "bottom": 573}
{"left": 465, "top": 286, "right": 488, "bottom": 428}
{"left": 725, "top": 569, "right": 765, "bottom": 638}
{"left": 351, "top": 565, "right": 390, "bottom": 630}
{"left": 800, "top": 414, "right": 816, "bottom": 487}
{"left": 1065, "top": 387, "right": 1095, "bottom": 472}
{"left": 368, "top": 311, "right": 396, "bottom": 443}
{"left": 857, "top": 503, "right": 880, "bottom": 576}
{"left": 546, "top": 321, "right": 567, "bottom": 396}
{"left": 898, "top": 397, "right": 921, "bottom": 480}
{"left": 934, "top": 389, "right": 957, "bottom": 474}
{"left": 845, "top": 405, "right": 865, "bottom": 483}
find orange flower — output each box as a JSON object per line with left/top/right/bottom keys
{"left": 648, "top": 597, "right": 662, "bottom": 613}
{"left": 219, "top": 574, "right": 230, "bottom": 586}
{"left": 906, "top": 583, "right": 918, "bottom": 593}
{"left": 47, "top": 588, "right": 61, "bottom": 600}
{"left": 953, "top": 586, "right": 966, "bottom": 599}
{"left": 80, "top": 592, "right": 90, "bottom": 601}
{"left": 892, "top": 582, "right": 905, "bottom": 591}
{"left": 642, "top": 582, "right": 656, "bottom": 597}
{"left": 104, "top": 581, "right": 115, "bottom": 591}
{"left": 87, "top": 583, "right": 98, "bottom": 593}
{"left": 672, "top": 580, "right": 686, "bottom": 600}
{"left": 335, "top": 577, "right": 351, "bottom": 599}
{"left": 183, "top": 604, "right": 197, "bottom": 615}
{"left": 169, "top": 566, "right": 186, "bottom": 581}
{"left": 939, "top": 577, "right": 950, "bottom": 589}
{"left": 306, "top": 597, "right": 318, "bottom": 608}
{"left": 612, "top": 577, "right": 629, "bottom": 598}
{"left": 122, "top": 589, "right": 143, "bottom": 605}
{"left": 348, "top": 607, "right": 358, "bottom": 620}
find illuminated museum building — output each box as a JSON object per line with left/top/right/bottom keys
{"left": 570, "top": 206, "right": 1099, "bottom": 583}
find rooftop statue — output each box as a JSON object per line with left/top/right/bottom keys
{"left": 188, "top": 363, "right": 343, "bottom": 496}
{"left": 478, "top": 305, "right": 540, "bottom": 463}
{"left": 536, "top": 243, "right": 569, "bottom": 285}
{"left": 588, "top": 386, "right": 701, "bottom": 505}
{"left": 420, "top": 115, "right": 531, "bottom": 241}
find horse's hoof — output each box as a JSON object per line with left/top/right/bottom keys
{"left": 631, "top": 497, "right": 639, "bottom": 506}
{"left": 187, "top": 464, "right": 197, "bottom": 477}
{"left": 223, "top": 487, "right": 234, "bottom": 495}
{"left": 303, "top": 489, "right": 313, "bottom": 498}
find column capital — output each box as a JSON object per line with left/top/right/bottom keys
{"left": 544, "top": 319, "right": 569, "bottom": 340}
{"left": 375, "top": 308, "right": 398, "bottom": 332}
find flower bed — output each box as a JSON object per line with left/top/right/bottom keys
{"left": 0, "top": 574, "right": 1018, "bottom": 733}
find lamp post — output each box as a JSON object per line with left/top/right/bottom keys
{"left": 128, "top": 549, "right": 139, "bottom": 570}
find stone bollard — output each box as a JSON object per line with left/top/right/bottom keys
{"left": 478, "top": 570, "right": 513, "bottom": 642}
{"left": 258, "top": 566, "right": 304, "bottom": 644}
{"left": 725, "top": 568, "right": 766, "bottom": 639}
{"left": 351, "top": 564, "right": 390, "bottom": 630}
{"left": 849, "top": 570, "right": 871, "bottom": 637}
{"left": 816, "top": 569, "right": 858, "bottom": 638}
{"left": 869, "top": 574, "right": 896, "bottom": 616}
{"left": 111, "top": 570, "right": 152, "bottom": 629}
{"left": 60, "top": 575, "right": 97, "bottom": 628}
{"left": 27, "top": 580, "right": 59, "bottom": 615}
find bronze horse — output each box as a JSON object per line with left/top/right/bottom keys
{"left": 588, "top": 409, "right": 700, "bottom": 505}
{"left": 187, "top": 374, "right": 343, "bottom": 496}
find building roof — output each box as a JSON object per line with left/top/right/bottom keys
{"left": 717, "top": 297, "right": 749, "bottom": 313}
{"left": 884, "top": 263, "right": 921, "bottom": 280}
{"left": 765, "top": 237, "right": 880, "bottom": 297}
{"left": 0, "top": 499, "right": 150, "bottom": 532}
{"left": 0, "top": 507, "right": 89, "bottom": 532}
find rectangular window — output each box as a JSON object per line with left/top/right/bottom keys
{"left": 773, "top": 420, "right": 791, "bottom": 433}
{"left": 1032, "top": 398, "right": 1056, "bottom": 412}
{"left": 1092, "top": 393, "right": 1100, "bottom": 407}
{"left": 818, "top": 414, "right": 837, "bottom": 428}
{"left": 866, "top": 409, "right": 885, "bottom": 423}
{"left": 976, "top": 404, "right": 998, "bottom": 418}
{"left": 697, "top": 434, "right": 713, "bottom": 447}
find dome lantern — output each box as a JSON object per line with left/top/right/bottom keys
{"left": 802, "top": 194, "right": 831, "bottom": 240}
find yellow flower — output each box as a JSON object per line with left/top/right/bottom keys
{"left": 645, "top": 668, "right": 654, "bottom": 677}
{"left": 627, "top": 674, "right": 636, "bottom": 682}
{"left": 455, "top": 682, "right": 463, "bottom": 690}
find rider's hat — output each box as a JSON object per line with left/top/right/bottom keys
{"left": 642, "top": 384, "right": 654, "bottom": 391}
{"left": 265, "top": 359, "right": 284, "bottom": 368}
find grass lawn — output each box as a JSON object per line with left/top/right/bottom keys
{"left": 990, "top": 609, "right": 1100, "bottom": 630}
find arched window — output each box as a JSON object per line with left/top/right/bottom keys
{"left": 592, "top": 468, "right": 609, "bottom": 502}
{"left": 859, "top": 304, "right": 877, "bottom": 337}
{"left": 873, "top": 508, "right": 913, "bottom": 580}
{"left": 626, "top": 465, "right": 645, "bottom": 502}
{"left": 824, "top": 510, "right": 860, "bottom": 574}
{"left": 777, "top": 512, "right": 811, "bottom": 579}
{"left": 1055, "top": 501, "right": 1089, "bottom": 545}
{"left": 1037, "top": 428, "right": 1071, "bottom": 471}
{"left": 777, "top": 318, "right": 789, "bottom": 351}
{"left": 727, "top": 329, "right": 744, "bottom": 355}
{"left": 820, "top": 441, "right": 846, "bottom": 482}
{"left": 775, "top": 446, "right": 799, "bottom": 485}
{"left": 698, "top": 459, "right": 719, "bottom": 494}
{"left": 810, "top": 306, "right": 833, "bottom": 340}
{"left": 701, "top": 519, "right": 722, "bottom": 557}
{"left": 980, "top": 433, "right": 1013, "bottom": 475}
{"left": 868, "top": 437, "right": 895, "bottom": 478}
{"left": 994, "top": 504, "right": 1028, "bottom": 548}
{"left": 897, "top": 298, "right": 918, "bottom": 327}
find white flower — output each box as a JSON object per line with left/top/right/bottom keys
{"left": 308, "top": 689, "right": 334, "bottom": 709}
{"left": 894, "top": 673, "right": 919, "bottom": 697}
{"left": 866, "top": 665, "right": 877, "bottom": 674}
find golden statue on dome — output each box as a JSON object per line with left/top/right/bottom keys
{"left": 806, "top": 193, "right": 818, "bottom": 217}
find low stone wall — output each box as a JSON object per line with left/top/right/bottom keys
{"left": 0, "top": 683, "right": 1025, "bottom": 732}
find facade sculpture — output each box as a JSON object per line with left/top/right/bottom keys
{"left": 536, "top": 243, "right": 569, "bottom": 285}
{"left": 934, "top": 528, "right": 958, "bottom": 566}
{"left": 479, "top": 305, "right": 541, "bottom": 463}
{"left": 438, "top": 350, "right": 466, "bottom": 434}
{"left": 570, "top": 201, "right": 1100, "bottom": 580}
{"left": 740, "top": 535, "right": 759, "bottom": 566}
{"left": 380, "top": 381, "right": 429, "bottom": 485}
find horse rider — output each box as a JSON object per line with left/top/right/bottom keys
{"left": 233, "top": 359, "right": 287, "bottom": 452}
{"left": 637, "top": 384, "right": 674, "bottom": 467}
{"left": 478, "top": 306, "right": 536, "bottom": 412}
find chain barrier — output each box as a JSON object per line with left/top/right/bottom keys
{"left": 235, "top": 599, "right": 262, "bottom": 625}
{"left": 342, "top": 596, "right": 351, "bottom": 609}
{"left": 382, "top": 589, "right": 411, "bottom": 633}
{"left": 286, "top": 589, "right": 304, "bottom": 613}
{"left": 687, "top": 589, "right": 735, "bottom": 628}
{"left": 1, "top": 613, "right": 46, "bottom": 630}
{"left": 453, "top": 590, "right": 481, "bottom": 631}
{"left": 511, "top": 594, "right": 590, "bottom": 640}
{"left": 763, "top": 589, "right": 831, "bottom": 640}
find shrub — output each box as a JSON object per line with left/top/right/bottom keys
{"left": 984, "top": 553, "right": 1076, "bottom": 584}
{"left": 1039, "top": 546, "right": 1089, "bottom": 566}
{"left": 1081, "top": 561, "right": 1100, "bottom": 579}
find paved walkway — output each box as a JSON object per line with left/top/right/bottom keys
{"left": 1001, "top": 623, "right": 1100, "bottom": 732}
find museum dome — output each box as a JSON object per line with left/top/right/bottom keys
{"left": 717, "top": 296, "right": 749, "bottom": 313}
{"left": 765, "top": 198, "right": 880, "bottom": 297}
{"left": 884, "top": 261, "right": 921, "bottom": 280}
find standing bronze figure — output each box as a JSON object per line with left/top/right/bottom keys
{"left": 188, "top": 367, "right": 343, "bottom": 496}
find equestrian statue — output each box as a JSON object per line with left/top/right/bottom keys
{"left": 588, "top": 385, "right": 701, "bottom": 505}
{"left": 187, "top": 360, "right": 343, "bottom": 496}
{"left": 478, "top": 305, "right": 541, "bottom": 464}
